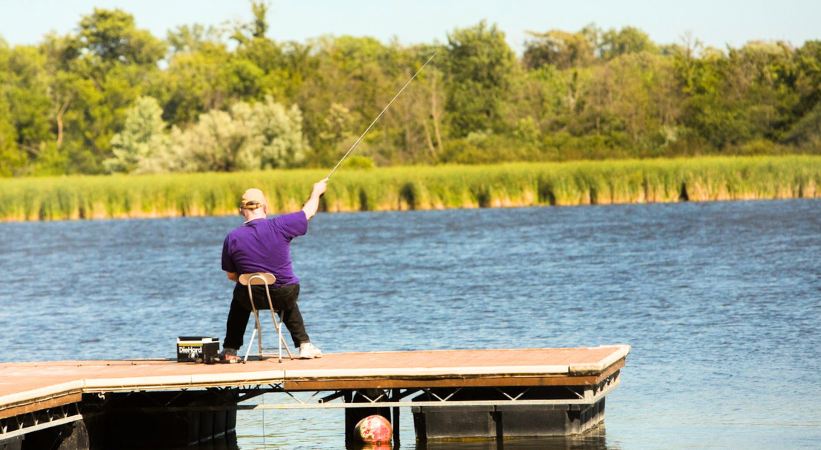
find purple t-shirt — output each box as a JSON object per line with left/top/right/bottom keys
{"left": 221, "top": 211, "right": 308, "bottom": 286}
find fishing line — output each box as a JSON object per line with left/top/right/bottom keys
{"left": 326, "top": 52, "right": 437, "bottom": 179}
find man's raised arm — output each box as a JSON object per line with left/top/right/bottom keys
{"left": 302, "top": 178, "right": 328, "bottom": 220}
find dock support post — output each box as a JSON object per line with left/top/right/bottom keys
{"left": 343, "top": 389, "right": 394, "bottom": 446}
{"left": 90, "top": 389, "right": 239, "bottom": 448}
{"left": 391, "top": 389, "right": 400, "bottom": 447}
{"left": 0, "top": 436, "right": 22, "bottom": 450}
{"left": 411, "top": 386, "right": 610, "bottom": 442}
{"left": 413, "top": 400, "right": 606, "bottom": 442}
{"left": 7, "top": 420, "right": 89, "bottom": 450}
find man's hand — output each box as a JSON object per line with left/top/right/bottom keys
{"left": 312, "top": 178, "right": 328, "bottom": 197}
{"left": 226, "top": 271, "right": 238, "bottom": 281}
{"left": 303, "top": 177, "right": 329, "bottom": 220}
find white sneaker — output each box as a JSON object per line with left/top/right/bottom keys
{"left": 299, "top": 342, "right": 322, "bottom": 359}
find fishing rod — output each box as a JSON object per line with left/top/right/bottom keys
{"left": 325, "top": 52, "right": 437, "bottom": 179}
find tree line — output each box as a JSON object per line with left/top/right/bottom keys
{"left": 0, "top": 3, "right": 818, "bottom": 176}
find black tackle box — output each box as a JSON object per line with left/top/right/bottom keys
{"left": 176, "top": 336, "right": 219, "bottom": 363}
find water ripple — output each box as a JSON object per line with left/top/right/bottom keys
{"left": 0, "top": 200, "right": 819, "bottom": 448}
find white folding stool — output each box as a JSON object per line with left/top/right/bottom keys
{"left": 238, "top": 272, "right": 294, "bottom": 363}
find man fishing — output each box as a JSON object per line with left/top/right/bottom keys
{"left": 219, "top": 53, "right": 434, "bottom": 363}
{"left": 220, "top": 178, "right": 328, "bottom": 362}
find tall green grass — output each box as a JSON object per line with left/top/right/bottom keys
{"left": 1, "top": 156, "right": 818, "bottom": 222}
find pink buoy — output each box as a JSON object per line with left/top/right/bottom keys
{"left": 354, "top": 414, "right": 393, "bottom": 444}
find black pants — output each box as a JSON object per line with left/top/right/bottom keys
{"left": 223, "top": 283, "right": 310, "bottom": 350}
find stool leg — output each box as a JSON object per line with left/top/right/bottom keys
{"left": 280, "top": 318, "right": 294, "bottom": 360}
{"left": 248, "top": 284, "right": 264, "bottom": 360}
{"left": 243, "top": 328, "right": 256, "bottom": 363}
{"left": 254, "top": 311, "right": 264, "bottom": 358}
{"left": 263, "top": 286, "right": 293, "bottom": 361}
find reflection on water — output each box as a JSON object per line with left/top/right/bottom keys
{"left": 1, "top": 199, "right": 820, "bottom": 448}
{"left": 187, "top": 426, "right": 612, "bottom": 450}
{"left": 414, "top": 425, "right": 613, "bottom": 450}
{"left": 186, "top": 423, "right": 613, "bottom": 450}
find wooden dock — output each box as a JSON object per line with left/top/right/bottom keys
{"left": 0, "top": 345, "right": 629, "bottom": 448}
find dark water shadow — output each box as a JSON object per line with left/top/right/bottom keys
{"left": 161, "top": 427, "right": 613, "bottom": 450}
{"left": 412, "top": 426, "right": 613, "bottom": 450}
{"left": 162, "top": 433, "right": 239, "bottom": 450}
{"left": 344, "top": 425, "right": 614, "bottom": 450}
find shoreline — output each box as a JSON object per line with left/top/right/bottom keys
{"left": 0, "top": 197, "right": 816, "bottom": 225}
{"left": 1, "top": 156, "right": 818, "bottom": 222}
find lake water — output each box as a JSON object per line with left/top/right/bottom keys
{"left": 1, "top": 200, "right": 819, "bottom": 449}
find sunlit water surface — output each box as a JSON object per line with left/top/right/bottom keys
{"left": 1, "top": 200, "right": 819, "bottom": 449}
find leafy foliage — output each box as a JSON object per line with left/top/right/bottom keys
{"left": 446, "top": 21, "right": 516, "bottom": 136}
{"left": 104, "top": 96, "right": 170, "bottom": 173}
{"left": 0, "top": 6, "right": 819, "bottom": 177}
{"left": 171, "top": 96, "right": 306, "bottom": 172}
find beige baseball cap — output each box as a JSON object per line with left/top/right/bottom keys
{"left": 240, "top": 188, "right": 267, "bottom": 210}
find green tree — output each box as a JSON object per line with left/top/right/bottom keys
{"left": 508, "top": 65, "right": 576, "bottom": 141}
{"left": 600, "top": 26, "right": 658, "bottom": 60}
{"left": 787, "top": 41, "right": 821, "bottom": 149}
{"left": 678, "top": 41, "right": 799, "bottom": 150}
{"left": 156, "top": 43, "right": 232, "bottom": 126}
{"left": 167, "top": 24, "right": 222, "bottom": 54}
{"left": 0, "top": 92, "right": 24, "bottom": 176}
{"left": 39, "top": 9, "right": 166, "bottom": 173}
{"left": 76, "top": 8, "right": 165, "bottom": 66}
{"left": 171, "top": 97, "right": 306, "bottom": 171}
{"left": 792, "top": 40, "right": 821, "bottom": 117}
{"left": 581, "top": 53, "right": 681, "bottom": 154}
{"left": 247, "top": 96, "right": 307, "bottom": 168}
{"left": 3, "top": 11, "right": 819, "bottom": 174}
{"left": 1, "top": 46, "right": 53, "bottom": 164}
{"left": 104, "top": 96, "right": 171, "bottom": 173}
{"left": 295, "top": 35, "right": 396, "bottom": 163}
{"left": 314, "top": 102, "right": 355, "bottom": 165}
{"left": 446, "top": 21, "right": 516, "bottom": 137}
{"left": 0, "top": 43, "right": 26, "bottom": 174}
{"left": 230, "top": 0, "right": 270, "bottom": 45}
{"left": 523, "top": 30, "right": 595, "bottom": 69}
{"left": 387, "top": 49, "right": 447, "bottom": 164}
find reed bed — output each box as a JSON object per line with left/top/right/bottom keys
{"left": 0, "top": 156, "right": 817, "bottom": 222}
